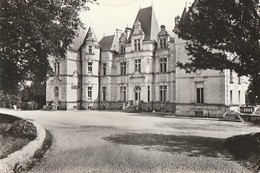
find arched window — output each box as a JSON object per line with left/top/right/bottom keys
{"left": 54, "top": 87, "right": 59, "bottom": 98}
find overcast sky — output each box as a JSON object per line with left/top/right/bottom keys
{"left": 80, "top": 0, "right": 193, "bottom": 41}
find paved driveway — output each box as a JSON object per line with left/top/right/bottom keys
{"left": 1, "top": 110, "right": 260, "bottom": 173}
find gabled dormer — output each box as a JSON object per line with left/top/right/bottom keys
{"left": 127, "top": 6, "right": 160, "bottom": 52}
{"left": 157, "top": 25, "right": 170, "bottom": 50}
{"left": 131, "top": 20, "right": 145, "bottom": 51}
{"left": 132, "top": 20, "right": 145, "bottom": 36}
{"left": 85, "top": 28, "right": 97, "bottom": 42}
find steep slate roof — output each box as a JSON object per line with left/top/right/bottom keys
{"left": 99, "top": 35, "right": 115, "bottom": 51}
{"left": 69, "top": 27, "right": 99, "bottom": 51}
{"left": 129, "top": 6, "right": 160, "bottom": 41}
{"left": 83, "top": 27, "right": 98, "bottom": 43}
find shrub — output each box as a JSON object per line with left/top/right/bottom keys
{"left": 0, "top": 91, "right": 21, "bottom": 109}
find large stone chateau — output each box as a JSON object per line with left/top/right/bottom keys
{"left": 46, "top": 6, "right": 248, "bottom": 117}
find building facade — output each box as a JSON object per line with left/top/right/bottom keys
{"left": 46, "top": 6, "right": 248, "bottom": 117}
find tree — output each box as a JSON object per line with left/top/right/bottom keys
{"left": 20, "top": 81, "right": 47, "bottom": 109}
{"left": 174, "top": 0, "right": 260, "bottom": 102}
{"left": 0, "top": 0, "right": 97, "bottom": 93}
{"left": 247, "top": 76, "right": 260, "bottom": 104}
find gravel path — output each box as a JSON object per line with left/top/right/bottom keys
{"left": 1, "top": 110, "right": 259, "bottom": 173}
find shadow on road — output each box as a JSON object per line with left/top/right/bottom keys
{"left": 104, "top": 133, "right": 231, "bottom": 158}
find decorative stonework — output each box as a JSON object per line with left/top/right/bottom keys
{"left": 132, "top": 20, "right": 145, "bottom": 36}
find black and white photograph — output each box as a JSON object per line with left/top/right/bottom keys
{"left": 0, "top": 0, "right": 260, "bottom": 172}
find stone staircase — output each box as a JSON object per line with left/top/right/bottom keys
{"left": 122, "top": 105, "right": 141, "bottom": 113}
{"left": 42, "top": 104, "right": 58, "bottom": 111}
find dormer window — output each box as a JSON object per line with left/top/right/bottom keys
{"left": 134, "top": 39, "right": 141, "bottom": 51}
{"left": 158, "top": 25, "right": 169, "bottom": 50}
{"left": 120, "top": 45, "right": 125, "bottom": 54}
{"left": 160, "top": 38, "right": 167, "bottom": 49}
{"left": 89, "top": 45, "right": 93, "bottom": 54}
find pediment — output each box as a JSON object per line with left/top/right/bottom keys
{"left": 132, "top": 20, "right": 144, "bottom": 36}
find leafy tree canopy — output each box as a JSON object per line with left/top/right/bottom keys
{"left": 0, "top": 0, "right": 97, "bottom": 93}
{"left": 174, "top": 0, "right": 260, "bottom": 104}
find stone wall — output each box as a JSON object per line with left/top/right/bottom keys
{"left": 99, "top": 101, "right": 126, "bottom": 110}
{"left": 175, "top": 103, "right": 228, "bottom": 118}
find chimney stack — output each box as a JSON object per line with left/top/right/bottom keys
{"left": 125, "top": 27, "right": 132, "bottom": 40}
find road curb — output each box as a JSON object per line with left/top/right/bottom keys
{"left": 0, "top": 120, "right": 46, "bottom": 173}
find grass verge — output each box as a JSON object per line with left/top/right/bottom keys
{"left": 18, "top": 130, "right": 53, "bottom": 173}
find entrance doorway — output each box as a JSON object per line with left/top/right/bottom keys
{"left": 134, "top": 86, "right": 141, "bottom": 106}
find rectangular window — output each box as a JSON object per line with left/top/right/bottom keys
{"left": 120, "top": 61, "right": 127, "bottom": 75}
{"left": 88, "top": 87, "right": 92, "bottom": 99}
{"left": 159, "top": 58, "right": 167, "bottom": 73}
{"left": 160, "top": 38, "right": 167, "bottom": 49}
{"left": 103, "top": 63, "right": 106, "bottom": 76}
{"left": 57, "top": 62, "right": 60, "bottom": 75}
{"left": 135, "top": 59, "right": 141, "bottom": 73}
{"left": 54, "top": 87, "right": 59, "bottom": 97}
{"left": 163, "top": 39, "right": 167, "bottom": 48}
{"left": 148, "top": 85, "right": 150, "bottom": 102}
{"left": 89, "top": 45, "right": 93, "bottom": 54}
{"left": 120, "top": 45, "right": 125, "bottom": 54}
{"left": 120, "top": 86, "right": 126, "bottom": 101}
{"left": 197, "top": 88, "right": 204, "bottom": 104}
{"left": 54, "top": 60, "right": 60, "bottom": 75}
{"left": 102, "top": 87, "right": 106, "bottom": 101}
{"left": 134, "top": 39, "right": 141, "bottom": 51}
{"left": 238, "top": 76, "right": 241, "bottom": 84}
{"left": 88, "top": 62, "right": 92, "bottom": 73}
{"left": 159, "top": 85, "right": 167, "bottom": 102}
{"left": 230, "top": 90, "right": 233, "bottom": 104}
{"left": 230, "top": 70, "right": 233, "bottom": 83}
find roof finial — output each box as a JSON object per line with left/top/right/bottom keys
{"left": 139, "top": 4, "right": 140, "bottom": 10}
{"left": 185, "top": 1, "right": 187, "bottom": 8}
{"left": 151, "top": 1, "right": 153, "bottom": 7}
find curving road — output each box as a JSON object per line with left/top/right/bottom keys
{"left": 1, "top": 109, "right": 259, "bottom": 173}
